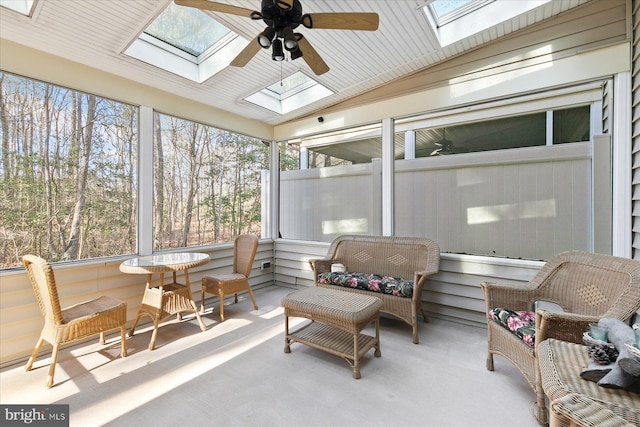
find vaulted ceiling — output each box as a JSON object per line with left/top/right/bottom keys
{"left": 0, "top": 0, "right": 590, "bottom": 127}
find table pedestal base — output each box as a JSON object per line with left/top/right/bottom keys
{"left": 129, "top": 282, "right": 206, "bottom": 350}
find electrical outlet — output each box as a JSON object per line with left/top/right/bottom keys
{"left": 261, "top": 260, "right": 272, "bottom": 270}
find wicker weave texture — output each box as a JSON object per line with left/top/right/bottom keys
{"left": 538, "top": 339, "right": 639, "bottom": 427}
{"left": 481, "top": 250, "right": 640, "bottom": 425}
{"left": 22, "top": 254, "right": 127, "bottom": 388}
{"left": 282, "top": 287, "right": 382, "bottom": 379}
{"left": 282, "top": 286, "right": 382, "bottom": 334}
{"left": 201, "top": 234, "right": 259, "bottom": 321}
{"left": 309, "top": 234, "right": 440, "bottom": 344}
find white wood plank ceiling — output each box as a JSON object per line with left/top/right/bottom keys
{"left": 0, "top": 0, "right": 590, "bottom": 126}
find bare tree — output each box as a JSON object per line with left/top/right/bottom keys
{"left": 153, "top": 115, "right": 164, "bottom": 249}
{"left": 0, "top": 74, "right": 10, "bottom": 181}
{"left": 64, "top": 94, "right": 96, "bottom": 260}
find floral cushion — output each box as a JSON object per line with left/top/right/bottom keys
{"left": 317, "top": 271, "right": 414, "bottom": 298}
{"left": 489, "top": 308, "right": 536, "bottom": 347}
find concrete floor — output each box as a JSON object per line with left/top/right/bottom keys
{"left": 1, "top": 286, "right": 540, "bottom": 427}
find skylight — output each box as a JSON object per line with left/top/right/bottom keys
{"left": 0, "top": 0, "right": 36, "bottom": 16}
{"left": 429, "top": 0, "right": 491, "bottom": 26}
{"left": 424, "top": 0, "right": 549, "bottom": 47}
{"left": 124, "top": 2, "right": 246, "bottom": 83}
{"left": 244, "top": 72, "right": 333, "bottom": 115}
{"left": 144, "top": 2, "right": 230, "bottom": 57}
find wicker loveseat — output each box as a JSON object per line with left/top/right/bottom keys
{"left": 309, "top": 235, "right": 440, "bottom": 344}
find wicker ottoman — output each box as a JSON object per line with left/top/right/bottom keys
{"left": 538, "top": 339, "right": 640, "bottom": 427}
{"left": 281, "top": 286, "right": 383, "bottom": 379}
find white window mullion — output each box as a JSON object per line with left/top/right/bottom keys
{"left": 138, "top": 106, "right": 154, "bottom": 255}
{"left": 611, "top": 72, "right": 632, "bottom": 257}
{"left": 382, "top": 118, "right": 395, "bottom": 236}
{"left": 546, "top": 111, "right": 553, "bottom": 146}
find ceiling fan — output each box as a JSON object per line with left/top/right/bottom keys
{"left": 430, "top": 129, "right": 469, "bottom": 156}
{"left": 174, "top": 0, "right": 379, "bottom": 75}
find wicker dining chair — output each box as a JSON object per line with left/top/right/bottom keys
{"left": 22, "top": 254, "right": 128, "bottom": 388}
{"left": 201, "top": 234, "right": 259, "bottom": 321}
{"left": 481, "top": 250, "right": 640, "bottom": 425}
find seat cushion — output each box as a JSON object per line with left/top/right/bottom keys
{"left": 317, "top": 271, "right": 414, "bottom": 298}
{"left": 489, "top": 308, "right": 536, "bottom": 347}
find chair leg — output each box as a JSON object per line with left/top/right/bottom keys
{"left": 536, "top": 388, "right": 548, "bottom": 425}
{"left": 486, "top": 353, "right": 494, "bottom": 371}
{"left": 200, "top": 287, "right": 206, "bottom": 313}
{"left": 535, "top": 363, "right": 549, "bottom": 425}
{"left": 25, "top": 336, "right": 45, "bottom": 372}
{"left": 219, "top": 291, "right": 225, "bottom": 322}
{"left": 411, "top": 309, "right": 419, "bottom": 344}
{"left": 234, "top": 293, "right": 238, "bottom": 304}
{"left": 46, "top": 343, "right": 61, "bottom": 388}
{"left": 120, "top": 326, "right": 128, "bottom": 358}
{"left": 148, "top": 319, "right": 161, "bottom": 351}
{"left": 247, "top": 286, "right": 258, "bottom": 310}
{"left": 128, "top": 312, "right": 143, "bottom": 337}
{"left": 99, "top": 332, "right": 105, "bottom": 345}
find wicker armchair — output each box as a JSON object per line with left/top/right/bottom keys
{"left": 22, "top": 254, "right": 127, "bottom": 388}
{"left": 481, "top": 250, "right": 640, "bottom": 425}
{"left": 201, "top": 234, "right": 259, "bottom": 321}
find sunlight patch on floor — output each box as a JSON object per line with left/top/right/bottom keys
{"left": 71, "top": 321, "right": 289, "bottom": 425}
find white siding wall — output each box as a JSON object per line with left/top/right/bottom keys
{"left": 632, "top": 0, "right": 640, "bottom": 259}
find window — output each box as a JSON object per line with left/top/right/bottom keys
{"left": 292, "top": 123, "right": 381, "bottom": 167}
{"left": 0, "top": 72, "right": 138, "bottom": 268}
{"left": 0, "top": 0, "right": 36, "bottom": 16}
{"left": 293, "top": 105, "right": 591, "bottom": 163}
{"left": 428, "top": 0, "right": 492, "bottom": 26}
{"left": 124, "top": 2, "right": 246, "bottom": 83}
{"left": 400, "top": 106, "right": 590, "bottom": 159}
{"left": 144, "top": 2, "right": 231, "bottom": 57}
{"left": 423, "top": 0, "right": 551, "bottom": 47}
{"left": 554, "top": 106, "right": 590, "bottom": 144}
{"left": 244, "top": 71, "right": 334, "bottom": 115}
{"left": 153, "top": 113, "right": 268, "bottom": 250}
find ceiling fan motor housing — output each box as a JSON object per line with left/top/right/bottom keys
{"left": 260, "top": 0, "right": 303, "bottom": 30}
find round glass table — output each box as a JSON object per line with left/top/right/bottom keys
{"left": 120, "top": 252, "right": 209, "bottom": 350}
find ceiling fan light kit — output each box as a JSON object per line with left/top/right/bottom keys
{"left": 271, "top": 39, "right": 285, "bottom": 61}
{"left": 281, "top": 27, "right": 297, "bottom": 51}
{"left": 257, "top": 26, "right": 276, "bottom": 48}
{"left": 175, "top": 0, "right": 379, "bottom": 75}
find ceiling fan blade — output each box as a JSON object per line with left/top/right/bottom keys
{"left": 302, "top": 12, "right": 379, "bottom": 31}
{"left": 230, "top": 37, "right": 262, "bottom": 67}
{"left": 174, "top": 0, "right": 256, "bottom": 18}
{"left": 296, "top": 35, "right": 330, "bottom": 76}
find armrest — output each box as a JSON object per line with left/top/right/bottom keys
{"left": 308, "top": 258, "right": 333, "bottom": 278}
{"left": 535, "top": 310, "right": 595, "bottom": 345}
{"left": 480, "top": 281, "right": 535, "bottom": 313}
{"left": 413, "top": 270, "right": 437, "bottom": 296}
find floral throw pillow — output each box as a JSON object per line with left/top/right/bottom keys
{"left": 317, "top": 271, "right": 414, "bottom": 298}
{"left": 489, "top": 308, "right": 536, "bottom": 347}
